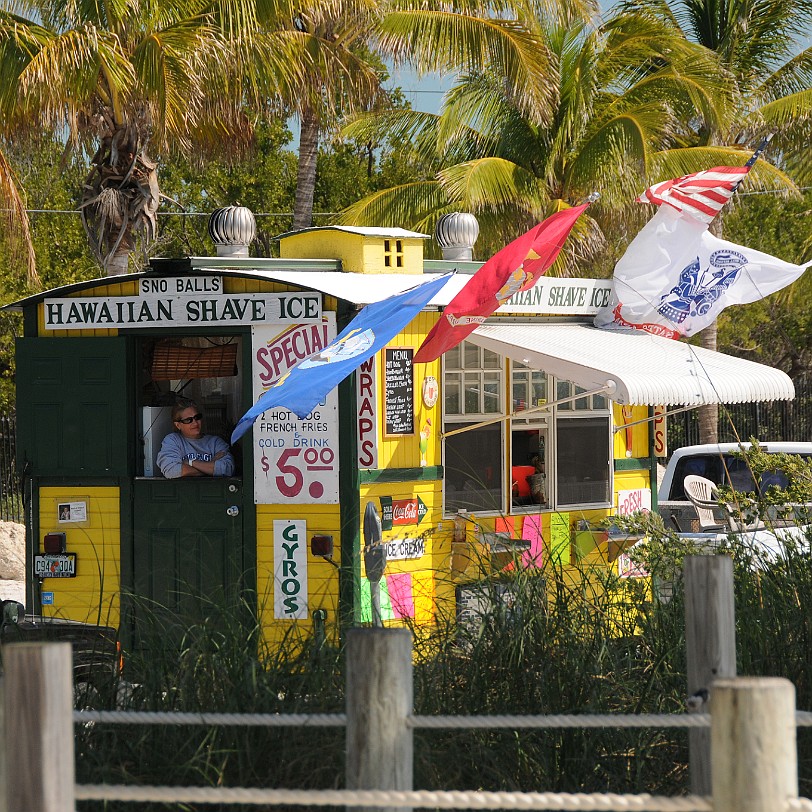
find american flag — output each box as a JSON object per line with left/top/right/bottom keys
{"left": 637, "top": 165, "right": 751, "bottom": 224}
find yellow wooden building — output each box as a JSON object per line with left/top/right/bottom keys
{"left": 5, "top": 212, "right": 794, "bottom": 648}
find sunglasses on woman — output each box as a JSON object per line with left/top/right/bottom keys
{"left": 176, "top": 413, "right": 203, "bottom": 424}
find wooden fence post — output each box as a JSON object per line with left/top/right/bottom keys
{"left": 4, "top": 643, "right": 75, "bottom": 812}
{"left": 684, "top": 554, "right": 736, "bottom": 796}
{"left": 712, "top": 677, "right": 797, "bottom": 812}
{"left": 345, "top": 628, "right": 413, "bottom": 812}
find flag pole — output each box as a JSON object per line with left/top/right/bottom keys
{"left": 706, "top": 134, "right": 773, "bottom": 226}
{"left": 742, "top": 133, "right": 774, "bottom": 170}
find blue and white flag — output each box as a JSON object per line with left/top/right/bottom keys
{"left": 594, "top": 205, "right": 812, "bottom": 338}
{"left": 232, "top": 273, "right": 453, "bottom": 443}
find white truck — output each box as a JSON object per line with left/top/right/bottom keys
{"left": 657, "top": 442, "right": 812, "bottom": 533}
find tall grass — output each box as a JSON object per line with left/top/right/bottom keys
{"left": 75, "top": 525, "right": 812, "bottom": 809}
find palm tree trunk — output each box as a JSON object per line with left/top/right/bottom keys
{"left": 697, "top": 323, "right": 719, "bottom": 443}
{"left": 697, "top": 217, "right": 725, "bottom": 444}
{"left": 293, "top": 105, "right": 320, "bottom": 230}
{"left": 105, "top": 238, "right": 133, "bottom": 275}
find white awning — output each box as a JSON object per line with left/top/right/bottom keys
{"left": 469, "top": 323, "right": 794, "bottom": 406}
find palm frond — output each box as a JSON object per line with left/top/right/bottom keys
{"left": 377, "top": 10, "right": 558, "bottom": 126}
{"left": 335, "top": 180, "right": 448, "bottom": 231}
{"left": 437, "top": 156, "right": 550, "bottom": 217}
{"left": 16, "top": 26, "right": 135, "bottom": 126}
{"left": 0, "top": 144, "right": 38, "bottom": 287}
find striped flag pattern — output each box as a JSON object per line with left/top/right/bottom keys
{"left": 637, "top": 165, "right": 751, "bottom": 223}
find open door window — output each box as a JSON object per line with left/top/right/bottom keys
{"left": 139, "top": 336, "right": 243, "bottom": 478}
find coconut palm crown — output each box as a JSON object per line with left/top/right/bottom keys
{"left": 0, "top": 0, "right": 374, "bottom": 275}
{"left": 338, "top": 3, "right": 793, "bottom": 272}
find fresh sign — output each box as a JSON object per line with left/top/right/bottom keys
{"left": 617, "top": 488, "right": 652, "bottom": 516}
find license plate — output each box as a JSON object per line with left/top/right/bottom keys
{"left": 34, "top": 553, "right": 77, "bottom": 578}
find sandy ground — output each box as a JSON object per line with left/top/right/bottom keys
{"left": 0, "top": 521, "right": 26, "bottom": 604}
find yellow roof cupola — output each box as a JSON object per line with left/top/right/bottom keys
{"left": 278, "top": 225, "right": 430, "bottom": 275}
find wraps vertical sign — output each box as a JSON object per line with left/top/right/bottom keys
{"left": 274, "top": 519, "right": 308, "bottom": 619}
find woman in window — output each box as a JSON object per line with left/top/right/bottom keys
{"left": 157, "top": 398, "right": 235, "bottom": 478}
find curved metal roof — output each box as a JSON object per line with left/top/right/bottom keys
{"left": 470, "top": 322, "right": 794, "bottom": 406}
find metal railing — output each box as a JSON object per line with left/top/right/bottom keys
{"left": 667, "top": 373, "right": 812, "bottom": 448}
{"left": 0, "top": 412, "right": 22, "bottom": 523}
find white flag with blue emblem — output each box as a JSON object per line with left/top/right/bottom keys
{"left": 594, "top": 205, "right": 812, "bottom": 338}
{"left": 231, "top": 273, "right": 453, "bottom": 443}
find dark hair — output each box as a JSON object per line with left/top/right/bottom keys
{"left": 171, "top": 397, "right": 199, "bottom": 422}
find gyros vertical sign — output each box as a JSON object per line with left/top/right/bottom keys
{"left": 274, "top": 519, "right": 308, "bottom": 619}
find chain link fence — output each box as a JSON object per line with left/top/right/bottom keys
{"left": 0, "top": 412, "right": 23, "bottom": 522}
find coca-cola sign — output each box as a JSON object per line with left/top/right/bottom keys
{"left": 380, "top": 495, "right": 428, "bottom": 529}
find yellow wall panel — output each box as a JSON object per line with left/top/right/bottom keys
{"left": 37, "top": 486, "right": 121, "bottom": 626}
{"left": 255, "top": 504, "right": 342, "bottom": 648}
{"left": 612, "top": 403, "right": 650, "bottom": 459}
{"left": 377, "top": 311, "right": 441, "bottom": 471}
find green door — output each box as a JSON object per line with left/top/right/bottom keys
{"left": 132, "top": 477, "right": 246, "bottom": 643}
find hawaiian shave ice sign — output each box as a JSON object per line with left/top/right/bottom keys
{"left": 44, "top": 276, "right": 322, "bottom": 329}
{"left": 252, "top": 315, "right": 339, "bottom": 505}
{"left": 274, "top": 519, "right": 308, "bottom": 619}
{"left": 499, "top": 277, "right": 612, "bottom": 315}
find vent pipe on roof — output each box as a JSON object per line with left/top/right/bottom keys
{"left": 209, "top": 205, "right": 257, "bottom": 257}
{"left": 435, "top": 212, "right": 479, "bottom": 261}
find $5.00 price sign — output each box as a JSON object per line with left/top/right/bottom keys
{"left": 251, "top": 317, "right": 340, "bottom": 505}
{"left": 261, "top": 446, "right": 336, "bottom": 500}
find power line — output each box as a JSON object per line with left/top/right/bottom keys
{"left": 20, "top": 209, "right": 340, "bottom": 217}
{"left": 16, "top": 186, "right": 812, "bottom": 217}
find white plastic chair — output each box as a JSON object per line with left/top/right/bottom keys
{"left": 684, "top": 474, "right": 765, "bottom": 533}
{"left": 683, "top": 474, "right": 728, "bottom": 531}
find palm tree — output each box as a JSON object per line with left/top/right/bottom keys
{"left": 282, "top": 1, "right": 389, "bottom": 229}
{"left": 616, "top": 0, "right": 812, "bottom": 442}
{"left": 0, "top": 0, "right": 316, "bottom": 275}
{"left": 338, "top": 5, "right": 753, "bottom": 272}
{"left": 0, "top": 147, "right": 37, "bottom": 286}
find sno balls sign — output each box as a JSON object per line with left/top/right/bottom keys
{"left": 251, "top": 316, "right": 339, "bottom": 504}
{"left": 274, "top": 519, "right": 308, "bottom": 619}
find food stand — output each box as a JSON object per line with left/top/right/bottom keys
{"left": 5, "top": 213, "right": 795, "bottom": 647}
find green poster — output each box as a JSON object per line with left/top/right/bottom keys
{"left": 360, "top": 577, "right": 395, "bottom": 623}
{"left": 550, "top": 512, "right": 571, "bottom": 565}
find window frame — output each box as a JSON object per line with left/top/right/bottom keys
{"left": 442, "top": 341, "right": 614, "bottom": 516}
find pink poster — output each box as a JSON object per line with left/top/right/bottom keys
{"left": 386, "top": 573, "right": 415, "bottom": 618}
{"left": 521, "top": 515, "right": 544, "bottom": 568}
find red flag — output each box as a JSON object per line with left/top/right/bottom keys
{"left": 637, "top": 166, "right": 751, "bottom": 224}
{"left": 414, "top": 204, "right": 589, "bottom": 363}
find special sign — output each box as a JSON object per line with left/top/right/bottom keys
{"left": 43, "top": 276, "right": 322, "bottom": 330}
{"left": 252, "top": 316, "right": 339, "bottom": 505}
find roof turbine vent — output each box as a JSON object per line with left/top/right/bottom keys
{"left": 435, "top": 212, "right": 479, "bottom": 261}
{"left": 209, "top": 205, "right": 257, "bottom": 258}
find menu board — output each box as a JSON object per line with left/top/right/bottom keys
{"left": 384, "top": 347, "right": 414, "bottom": 435}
